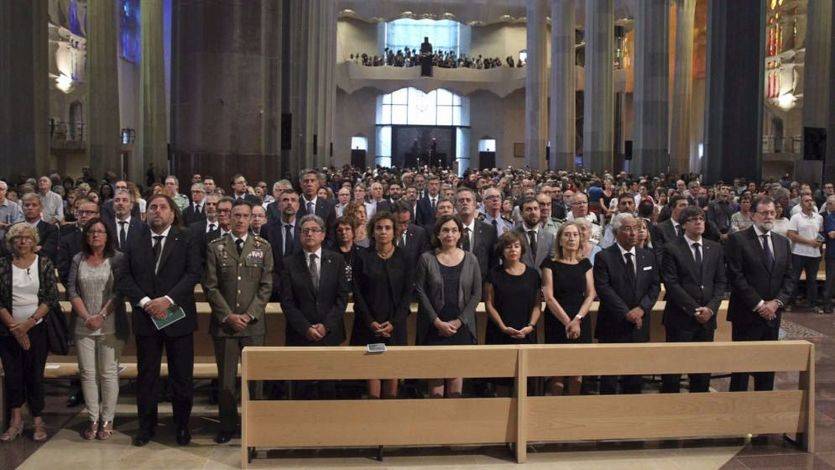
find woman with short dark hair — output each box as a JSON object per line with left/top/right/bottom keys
{"left": 484, "top": 231, "right": 540, "bottom": 345}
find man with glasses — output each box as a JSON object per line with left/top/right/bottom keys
{"left": 481, "top": 187, "right": 512, "bottom": 237}
{"left": 726, "top": 196, "right": 794, "bottom": 391}
{"left": 660, "top": 206, "right": 726, "bottom": 394}
{"left": 566, "top": 192, "right": 602, "bottom": 245}
{"left": 594, "top": 213, "right": 660, "bottom": 395}
{"left": 182, "top": 183, "right": 207, "bottom": 226}
{"left": 57, "top": 199, "right": 99, "bottom": 283}
{"left": 164, "top": 175, "right": 190, "bottom": 212}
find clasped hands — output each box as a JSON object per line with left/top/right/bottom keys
{"left": 305, "top": 323, "right": 327, "bottom": 341}
{"left": 10, "top": 318, "right": 36, "bottom": 350}
{"left": 434, "top": 317, "right": 461, "bottom": 337}
{"left": 84, "top": 309, "right": 108, "bottom": 331}
{"left": 504, "top": 324, "right": 534, "bottom": 340}
{"left": 371, "top": 321, "right": 394, "bottom": 338}
{"left": 693, "top": 306, "right": 714, "bottom": 324}
{"left": 626, "top": 307, "right": 644, "bottom": 329}
{"left": 756, "top": 300, "right": 780, "bottom": 321}
{"left": 144, "top": 296, "right": 172, "bottom": 319}
{"left": 226, "top": 313, "right": 252, "bottom": 332}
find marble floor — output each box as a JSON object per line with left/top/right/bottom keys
{"left": 3, "top": 308, "right": 834, "bottom": 469}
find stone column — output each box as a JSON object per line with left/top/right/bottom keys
{"left": 549, "top": 0, "right": 575, "bottom": 170}
{"left": 86, "top": 0, "right": 121, "bottom": 179}
{"left": 525, "top": 0, "right": 548, "bottom": 170}
{"left": 803, "top": 0, "right": 834, "bottom": 183}
{"left": 702, "top": 0, "right": 764, "bottom": 183}
{"left": 140, "top": 0, "right": 168, "bottom": 181}
{"left": 583, "top": 0, "right": 614, "bottom": 173}
{"left": 0, "top": 0, "right": 49, "bottom": 179}
{"left": 670, "top": 0, "right": 696, "bottom": 175}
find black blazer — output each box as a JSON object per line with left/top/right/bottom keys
{"left": 115, "top": 226, "right": 202, "bottom": 337}
{"left": 725, "top": 227, "right": 794, "bottom": 328}
{"left": 231, "top": 193, "right": 261, "bottom": 206}
{"left": 398, "top": 223, "right": 430, "bottom": 268}
{"left": 297, "top": 197, "right": 336, "bottom": 235}
{"left": 101, "top": 199, "right": 141, "bottom": 221}
{"left": 265, "top": 201, "right": 281, "bottom": 224}
{"left": 661, "top": 237, "right": 727, "bottom": 331}
{"left": 593, "top": 244, "right": 661, "bottom": 341}
{"left": 181, "top": 203, "right": 206, "bottom": 226}
{"left": 56, "top": 226, "right": 82, "bottom": 284}
{"left": 263, "top": 219, "right": 302, "bottom": 297}
{"left": 103, "top": 216, "right": 143, "bottom": 252}
{"left": 279, "top": 249, "right": 349, "bottom": 346}
{"left": 415, "top": 196, "right": 438, "bottom": 228}
{"left": 34, "top": 220, "right": 59, "bottom": 264}
{"left": 468, "top": 220, "right": 498, "bottom": 281}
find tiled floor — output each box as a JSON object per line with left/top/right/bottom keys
{"left": 2, "top": 309, "right": 833, "bottom": 469}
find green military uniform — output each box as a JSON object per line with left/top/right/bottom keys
{"left": 203, "top": 233, "right": 273, "bottom": 433}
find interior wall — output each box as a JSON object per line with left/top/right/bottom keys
{"left": 337, "top": 18, "right": 380, "bottom": 61}
{"left": 333, "top": 87, "right": 379, "bottom": 166}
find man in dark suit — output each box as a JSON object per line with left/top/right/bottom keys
{"left": 104, "top": 188, "right": 143, "bottom": 252}
{"left": 393, "top": 201, "right": 430, "bottom": 268}
{"left": 21, "top": 193, "right": 60, "bottom": 264}
{"left": 415, "top": 175, "right": 441, "bottom": 227}
{"left": 116, "top": 194, "right": 202, "bottom": 447}
{"left": 514, "top": 197, "right": 555, "bottom": 275}
{"left": 656, "top": 194, "right": 689, "bottom": 249}
{"left": 181, "top": 183, "right": 207, "bottom": 226}
{"left": 594, "top": 213, "right": 661, "bottom": 395}
{"left": 264, "top": 190, "right": 302, "bottom": 298}
{"left": 56, "top": 198, "right": 100, "bottom": 283}
{"left": 101, "top": 180, "right": 141, "bottom": 220}
{"left": 279, "top": 214, "right": 349, "bottom": 398}
{"left": 660, "top": 206, "right": 727, "bottom": 393}
{"left": 298, "top": 169, "right": 336, "bottom": 242}
{"left": 229, "top": 174, "right": 261, "bottom": 206}
{"left": 190, "top": 195, "right": 231, "bottom": 264}
{"left": 456, "top": 188, "right": 497, "bottom": 281}
{"left": 726, "top": 196, "right": 794, "bottom": 391}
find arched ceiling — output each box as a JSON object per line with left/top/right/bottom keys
{"left": 337, "top": 0, "right": 637, "bottom": 27}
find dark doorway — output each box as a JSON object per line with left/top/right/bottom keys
{"left": 392, "top": 125, "right": 456, "bottom": 168}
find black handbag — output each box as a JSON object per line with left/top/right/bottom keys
{"left": 44, "top": 303, "right": 70, "bottom": 355}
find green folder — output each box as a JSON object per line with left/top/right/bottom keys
{"left": 152, "top": 305, "right": 186, "bottom": 330}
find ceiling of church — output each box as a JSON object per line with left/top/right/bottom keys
{"left": 338, "top": 0, "right": 637, "bottom": 26}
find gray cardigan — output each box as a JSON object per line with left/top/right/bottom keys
{"left": 414, "top": 250, "right": 482, "bottom": 344}
{"left": 66, "top": 251, "right": 130, "bottom": 341}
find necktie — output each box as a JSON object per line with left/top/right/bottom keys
{"left": 118, "top": 221, "right": 127, "bottom": 248}
{"left": 624, "top": 252, "right": 636, "bottom": 288}
{"left": 528, "top": 230, "right": 537, "bottom": 256}
{"left": 195, "top": 203, "right": 201, "bottom": 213}
{"left": 235, "top": 238, "right": 244, "bottom": 255}
{"left": 463, "top": 227, "right": 471, "bottom": 252}
{"left": 307, "top": 201, "right": 315, "bottom": 215}
{"left": 431, "top": 197, "right": 436, "bottom": 210}
{"left": 675, "top": 224, "right": 682, "bottom": 238}
{"left": 762, "top": 234, "right": 775, "bottom": 269}
{"left": 208, "top": 223, "right": 216, "bottom": 233}
{"left": 284, "top": 224, "right": 293, "bottom": 255}
{"left": 308, "top": 253, "right": 319, "bottom": 291}
{"left": 491, "top": 219, "right": 498, "bottom": 234}
{"left": 152, "top": 235, "right": 164, "bottom": 273}
{"left": 399, "top": 232, "right": 407, "bottom": 248}
{"left": 692, "top": 242, "right": 703, "bottom": 277}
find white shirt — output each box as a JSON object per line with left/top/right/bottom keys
{"left": 11, "top": 256, "right": 41, "bottom": 323}
{"left": 752, "top": 224, "right": 775, "bottom": 256}
{"left": 303, "top": 247, "right": 323, "bottom": 279}
{"left": 789, "top": 210, "right": 823, "bottom": 258}
{"left": 617, "top": 243, "right": 637, "bottom": 276}
{"left": 205, "top": 219, "right": 219, "bottom": 233}
{"left": 139, "top": 225, "right": 175, "bottom": 309}
{"left": 231, "top": 232, "right": 248, "bottom": 246}
{"left": 683, "top": 234, "right": 703, "bottom": 263}
{"left": 302, "top": 196, "right": 318, "bottom": 214}
{"left": 462, "top": 218, "right": 476, "bottom": 249}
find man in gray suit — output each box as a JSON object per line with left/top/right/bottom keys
{"left": 514, "top": 197, "right": 554, "bottom": 274}
{"left": 203, "top": 200, "right": 273, "bottom": 444}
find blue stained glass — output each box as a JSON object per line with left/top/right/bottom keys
{"left": 68, "top": 0, "right": 82, "bottom": 36}
{"left": 120, "top": 0, "right": 141, "bottom": 63}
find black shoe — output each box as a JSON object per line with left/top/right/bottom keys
{"left": 176, "top": 427, "right": 191, "bottom": 446}
{"left": 215, "top": 430, "right": 233, "bottom": 444}
{"left": 66, "top": 393, "right": 83, "bottom": 408}
{"left": 132, "top": 433, "right": 152, "bottom": 447}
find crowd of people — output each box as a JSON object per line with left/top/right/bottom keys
{"left": 350, "top": 47, "right": 522, "bottom": 69}
{"left": 0, "top": 164, "right": 830, "bottom": 448}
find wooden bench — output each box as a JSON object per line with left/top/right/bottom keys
{"left": 240, "top": 340, "right": 815, "bottom": 467}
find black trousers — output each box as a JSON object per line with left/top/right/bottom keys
{"left": 661, "top": 325, "right": 715, "bottom": 393}
{"left": 135, "top": 332, "right": 194, "bottom": 435}
{"left": 821, "top": 257, "right": 835, "bottom": 307}
{"left": 0, "top": 323, "right": 48, "bottom": 417}
{"left": 729, "top": 321, "right": 779, "bottom": 391}
{"left": 598, "top": 334, "right": 644, "bottom": 395}
{"left": 792, "top": 254, "right": 821, "bottom": 306}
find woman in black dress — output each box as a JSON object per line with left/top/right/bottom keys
{"left": 484, "top": 231, "right": 541, "bottom": 345}
{"left": 351, "top": 211, "right": 411, "bottom": 399}
{"left": 335, "top": 216, "right": 360, "bottom": 291}
{"left": 415, "top": 215, "right": 481, "bottom": 398}
{"left": 541, "top": 222, "right": 596, "bottom": 395}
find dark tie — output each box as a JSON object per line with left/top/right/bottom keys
{"left": 528, "top": 230, "right": 537, "bottom": 256}
{"left": 284, "top": 224, "right": 293, "bottom": 255}
{"left": 762, "top": 234, "right": 775, "bottom": 269}
{"left": 195, "top": 203, "right": 201, "bottom": 214}
{"left": 308, "top": 253, "right": 319, "bottom": 291}
{"left": 398, "top": 232, "right": 407, "bottom": 248}
{"left": 692, "top": 242, "right": 703, "bottom": 277}
{"left": 431, "top": 198, "right": 436, "bottom": 210}
{"left": 307, "top": 201, "right": 315, "bottom": 215}
{"left": 152, "top": 235, "right": 164, "bottom": 272}
{"left": 675, "top": 224, "right": 682, "bottom": 238}
{"left": 118, "top": 221, "right": 127, "bottom": 248}
{"left": 624, "top": 252, "right": 636, "bottom": 288}
{"left": 235, "top": 238, "right": 244, "bottom": 255}
{"left": 491, "top": 219, "right": 498, "bottom": 234}
{"left": 208, "top": 223, "right": 216, "bottom": 233}
{"left": 462, "top": 227, "right": 471, "bottom": 252}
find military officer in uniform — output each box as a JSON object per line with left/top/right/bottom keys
{"left": 203, "top": 200, "right": 273, "bottom": 444}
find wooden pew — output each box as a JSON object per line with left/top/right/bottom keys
{"left": 240, "top": 340, "right": 815, "bottom": 466}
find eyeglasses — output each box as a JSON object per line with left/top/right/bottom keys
{"left": 301, "top": 228, "right": 323, "bottom": 234}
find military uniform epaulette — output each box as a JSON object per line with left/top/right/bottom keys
{"left": 251, "top": 235, "right": 267, "bottom": 247}
{"left": 208, "top": 236, "right": 225, "bottom": 246}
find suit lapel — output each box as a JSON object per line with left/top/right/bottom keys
{"left": 677, "top": 238, "right": 702, "bottom": 282}
{"left": 748, "top": 227, "right": 773, "bottom": 272}
{"left": 156, "top": 228, "right": 179, "bottom": 273}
